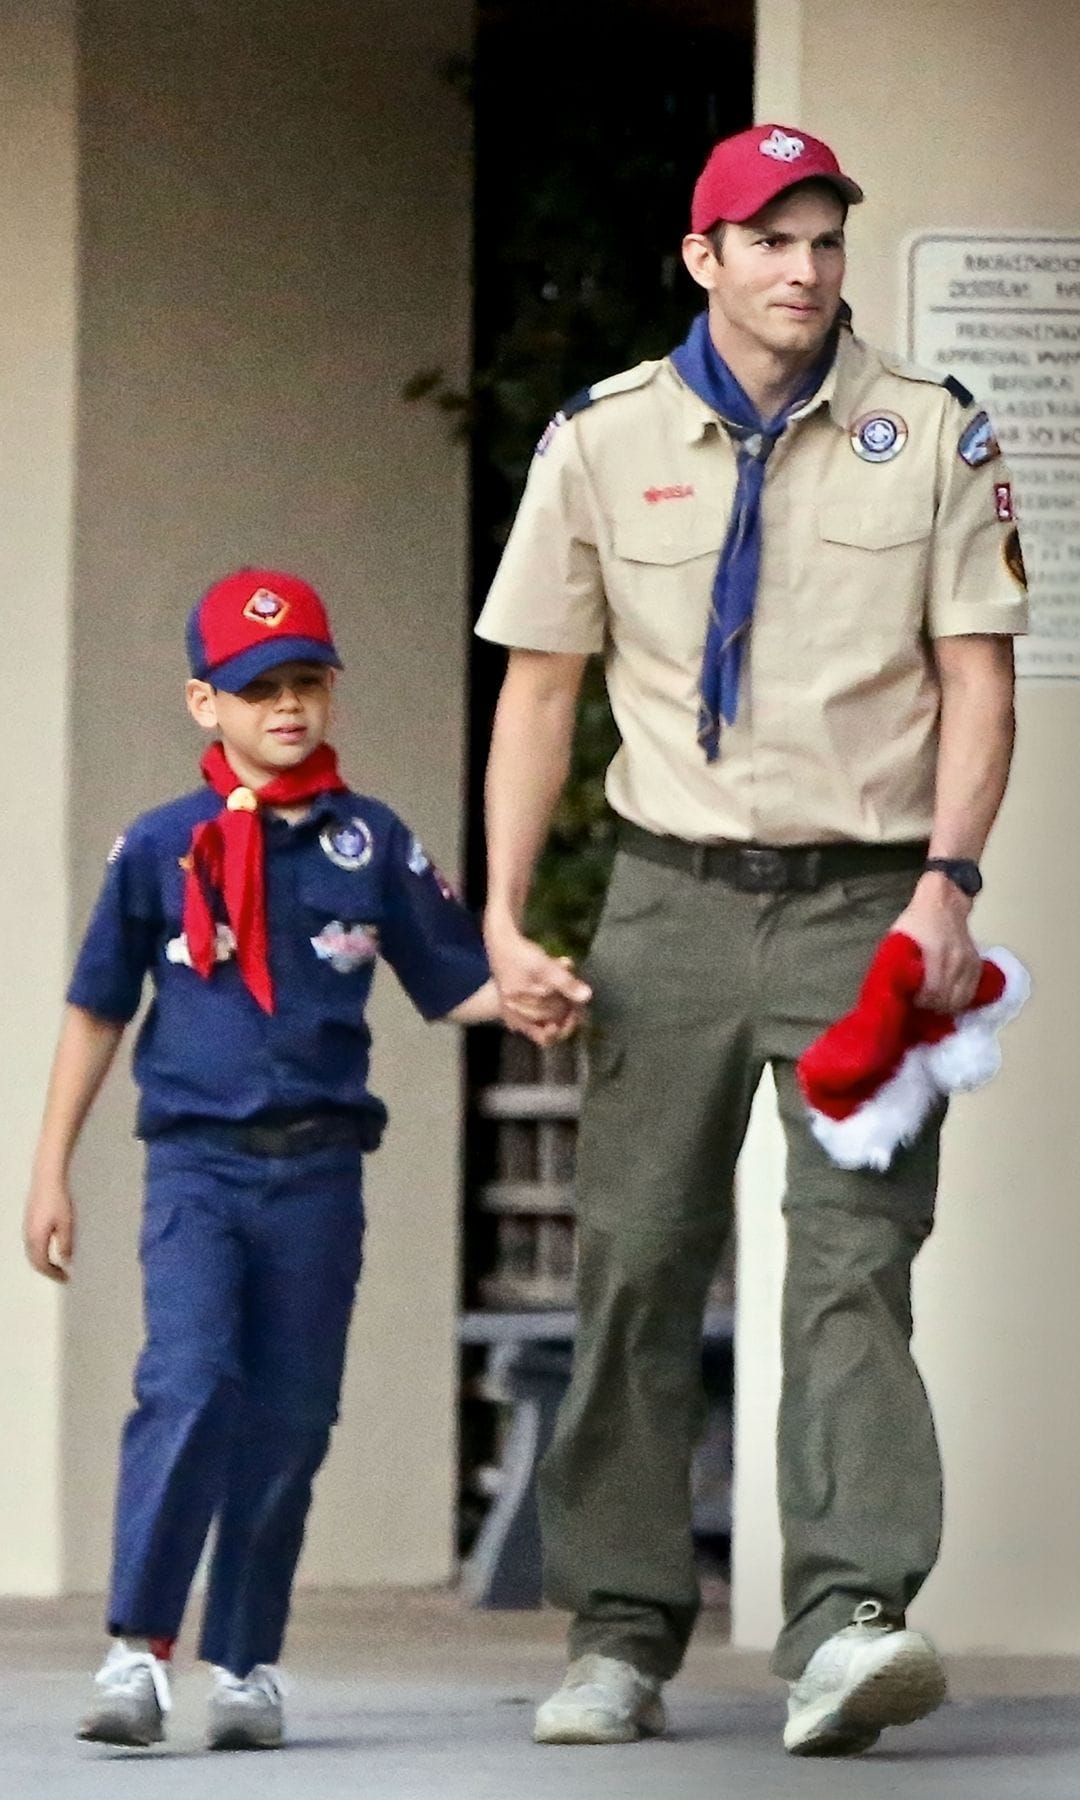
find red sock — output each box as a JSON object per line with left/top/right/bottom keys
{"left": 148, "top": 1637, "right": 175, "bottom": 1662}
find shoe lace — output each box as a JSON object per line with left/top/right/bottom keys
{"left": 99, "top": 1644, "right": 172, "bottom": 1713}
{"left": 212, "top": 1663, "right": 287, "bottom": 1702}
{"left": 851, "top": 1599, "right": 890, "bottom": 1629}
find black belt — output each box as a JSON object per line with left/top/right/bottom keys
{"left": 154, "top": 1111, "right": 377, "bottom": 1158}
{"left": 618, "top": 821, "right": 928, "bottom": 894}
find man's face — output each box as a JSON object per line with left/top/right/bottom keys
{"left": 186, "top": 661, "right": 333, "bottom": 779}
{"left": 685, "top": 185, "right": 846, "bottom": 361}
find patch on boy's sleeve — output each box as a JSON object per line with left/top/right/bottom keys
{"left": 106, "top": 833, "right": 126, "bottom": 866}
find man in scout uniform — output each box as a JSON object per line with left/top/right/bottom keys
{"left": 476, "top": 123, "right": 1028, "bottom": 1756}
{"left": 23, "top": 568, "right": 497, "bottom": 1750}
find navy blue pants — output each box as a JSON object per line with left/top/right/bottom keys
{"left": 108, "top": 1135, "right": 365, "bottom": 1676}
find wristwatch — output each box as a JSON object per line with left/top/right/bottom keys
{"left": 922, "top": 857, "right": 983, "bottom": 898}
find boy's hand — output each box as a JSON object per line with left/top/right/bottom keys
{"left": 485, "top": 924, "right": 592, "bottom": 1046}
{"left": 24, "top": 1177, "right": 75, "bottom": 1283}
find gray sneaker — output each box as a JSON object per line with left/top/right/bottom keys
{"left": 206, "top": 1664, "right": 285, "bottom": 1750}
{"left": 533, "top": 1654, "right": 666, "bottom": 1745}
{"left": 784, "top": 1600, "right": 947, "bottom": 1757}
{"left": 77, "top": 1641, "right": 171, "bottom": 1747}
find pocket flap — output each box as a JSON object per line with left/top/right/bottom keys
{"left": 818, "top": 502, "right": 931, "bottom": 550}
{"left": 612, "top": 517, "right": 724, "bottom": 566}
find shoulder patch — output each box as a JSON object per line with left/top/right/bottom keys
{"left": 560, "top": 386, "right": 594, "bottom": 420}
{"left": 958, "top": 409, "right": 1001, "bottom": 468}
{"left": 106, "top": 833, "right": 126, "bottom": 866}
{"left": 535, "top": 386, "right": 593, "bottom": 456}
{"left": 534, "top": 363, "right": 663, "bottom": 456}
{"left": 943, "top": 373, "right": 975, "bottom": 408}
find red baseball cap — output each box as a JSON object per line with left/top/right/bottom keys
{"left": 186, "top": 568, "right": 343, "bottom": 692}
{"left": 691, "top": 123, "right": 863, "bottom": 233}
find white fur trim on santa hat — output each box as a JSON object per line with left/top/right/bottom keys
{"left": 809, "top": 945, "right": 1031, "bottom": 1171}
{"left": 923, "top": 946, "right": 1031, "bottom": 1096}
{"left": 807, "top": 1047, "right": 939, "bottom": 1173}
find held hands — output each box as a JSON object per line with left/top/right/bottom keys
{"left": 891, "top": 872, "right": 982, "bottom": 1012}
{"left": 23, "top": 1175, "right": 75, "bottom": 1284}
{"left": 485, "top": 922, "right": 592, "bottom": 1046}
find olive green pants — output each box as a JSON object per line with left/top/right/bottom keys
{"left": 538, "top": 849, "right": 943, "bottom": 1682}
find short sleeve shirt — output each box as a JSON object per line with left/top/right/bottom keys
{"left": 67, "top": 788, "right": 490, "bottom": 1139}
{"left": 475, "top": 329, "right": 1029, "bottom": 846}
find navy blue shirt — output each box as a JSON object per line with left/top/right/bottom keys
{"left": 68, "top": 788, "right": 490, "bottom": 1141}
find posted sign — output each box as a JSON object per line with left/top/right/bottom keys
{"left": 906, "top": 233, "right": 1080, "bottom": 679}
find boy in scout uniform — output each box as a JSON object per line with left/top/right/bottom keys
{"left": 477, "top": 124, "right": 1027, "bottom": 1756}
{"left": 23, "top": 569, "right": 496, "bottom": 1750}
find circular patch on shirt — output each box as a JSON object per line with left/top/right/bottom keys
{"left": 850, "top": 411, "right": 908, "bottom": 463}
{"left": 1003, "top": 526, "right": 1027, "bottom": 590}
{"left": 319, "top": 816, "right": 374, "bottom": 870}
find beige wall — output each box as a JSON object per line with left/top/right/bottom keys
{"left": 736, "top": 0, "right": 1080, "bottom": 1654}
{"left": 2, "top": 0, "right": 473, "bottom": 1595}
{"left": 0, "top": 0, "right": 78, "bottom": 1595}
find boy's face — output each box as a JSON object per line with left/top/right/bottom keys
{"left": 185, "top": 661, "right": 334, "bottom": 782}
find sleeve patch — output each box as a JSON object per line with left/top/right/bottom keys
{"left": 406, "top": 835, "right": 431, "bottom": 876}
{"left": 1004, "top": 527, "right": 1027, "bottom": 590}
{"left": 560, "top": 385, "right": 594, "bottom": 420}
{"left": 994, "top": 482, "right": 1014, "bottom": 522}
{"left": 534, "top": 385, "right": 595, "bottom": 457}
{"left": 106, "top": 833, "right": 126, "bottom": 865}
{"left": 958, "top": 410, "right": 1001, "bottom": 467}
{"left": 943, "top": 374, "right": 976, "bottom": 408}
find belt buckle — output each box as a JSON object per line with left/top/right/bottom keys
{"left": 735, "top": 846, "right": 790, "bottom": 893}
{"left": 796, "top": 850, "right": 823, "bottom": 892}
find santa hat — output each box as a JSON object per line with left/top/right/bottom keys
{"left": 797, "top": 932, "right": 1030, "bottom": 1172}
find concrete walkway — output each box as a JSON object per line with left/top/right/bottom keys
{"left": 3, "top": 1590, "right": 1079, "bottom": 1799}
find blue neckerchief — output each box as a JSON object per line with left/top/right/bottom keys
{"left": 670, "top": 312, "right": 837, "bottom": 760}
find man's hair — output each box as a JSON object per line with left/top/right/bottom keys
{"left": 704, "top": 179, "right": 849, "bottom": 263}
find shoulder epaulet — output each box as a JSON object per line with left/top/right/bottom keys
{"left": 586, "top": 360, "right": 664, "bottom": 404}
{"left": 877, "top": 351, "right": 976, "bottom": 409}
{"left": 533, "top": 362, "right": 663, "bottom": 456}
{"left": 942, "top": 373, "right": 975, "bottom": 408}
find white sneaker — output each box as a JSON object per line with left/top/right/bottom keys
{"left": 206, "top": 1664, "right": 286, "bottom": 1750}
{"left": 77, "top": 1641, "right": 171, "bottom": 1747}
{"left": 784, "top": 1600, "right": 947, "bottom": 1757}
{"left": 533, "top": 1653, "right": 666, "bottom": 1745}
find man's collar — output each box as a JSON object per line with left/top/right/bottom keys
{"left": 670, "top": 321, "right": 862, "bottom": 443}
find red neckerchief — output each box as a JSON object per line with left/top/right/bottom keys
{"left": 182, "top": 741, "right": 348, "bottom": 1013}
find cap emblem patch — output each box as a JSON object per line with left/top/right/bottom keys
{"left": 759, "top": 128, "right": 805, "bottom": 164}
{"left": 242, "top": 587, "right": 290, "bottom": 629}
{"left": 850, "top": 411, "right": 908, "bottom": 463}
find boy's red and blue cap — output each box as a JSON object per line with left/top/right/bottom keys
{"left": 186, "top": 568, "right": 343, "bottom": 692}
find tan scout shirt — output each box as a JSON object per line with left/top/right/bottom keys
{"left": 476, "top": 329, "right": 1029, "bottom": 846}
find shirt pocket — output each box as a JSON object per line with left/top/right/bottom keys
{"left": 607, "top": 516, "right": 725, "bottom": 661}
{"left": 816, "top": 500, "right": 932, "bottom": 644}
{"left": 299, "top": 867, "right": 382, "bottom": 981}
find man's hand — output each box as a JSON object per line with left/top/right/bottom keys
{"left": 892, "top": 873, "right": 982, "bottom": 1012}
{"left": 485, "top": 922, "right": 592, "bottom": 1045}
{"left": 24, "top": 1176, "right": 75, "bottom": 1283}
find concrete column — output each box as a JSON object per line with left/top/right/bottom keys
{"left": 0, "top": 0, "right": 473, "bottom": 1597}
{"left": 0, "top": 0, "right": 78, "bottom": 1595}
{"left": 735, "top": 0, "right": 1080, "bottom": 1656}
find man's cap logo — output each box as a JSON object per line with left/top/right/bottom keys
{"left": 759, "top": 128, "right": 805, "bottom": 164}
{"left": 242, "top": 587, "right": 290, "bottom": 629}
